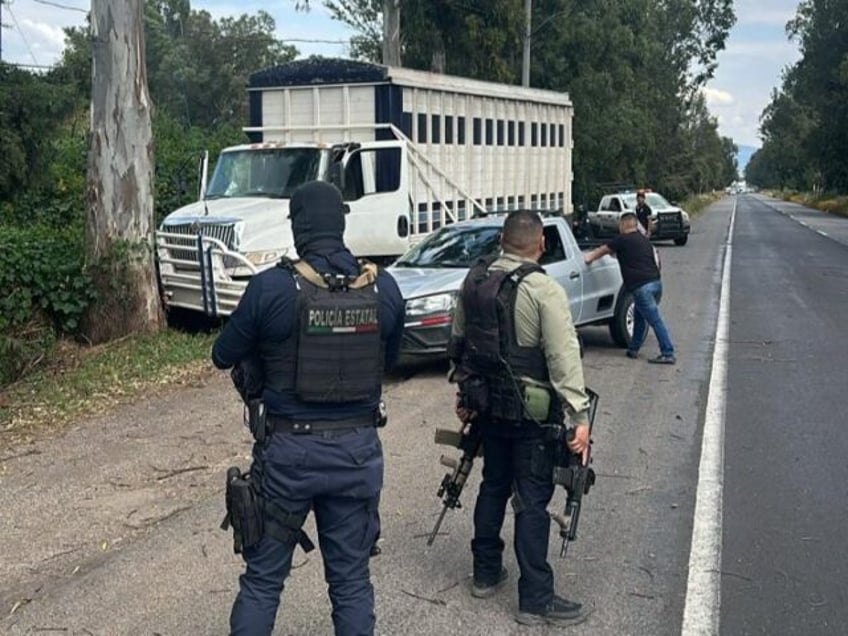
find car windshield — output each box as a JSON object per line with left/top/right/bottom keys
{"left": 623, "top": 193, "right": 672, "bottom": 209}
{"left": 394, "top": 225, "right": 502, "bottom": 268}
{"left": 205, "top": 148, "right": 321, "bottom": 199}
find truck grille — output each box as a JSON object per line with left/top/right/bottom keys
{"left": 163, "top": 222, "right": 236, "bottom": 265}
{"left": 656, "top": 211, "right": 682, "bottom": 235}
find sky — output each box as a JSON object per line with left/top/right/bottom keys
{"left": 1, "top": 0, "right": 803, "bottom": 149}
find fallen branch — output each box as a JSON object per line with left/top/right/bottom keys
{"left": 401, "top": 589, "right": 447, "bottom": 606}
{"left": 152, "top": 465, "right": 209, "bottom": 481}
{"left": 0, "top": 448, "right": 41, "bottom": 464}
{"left": 123, "top": 505, "right": 191, "bottom": 529}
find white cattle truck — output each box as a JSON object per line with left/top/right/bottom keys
{"left": 155, "top": 58, "right": 574, "bottom": 316}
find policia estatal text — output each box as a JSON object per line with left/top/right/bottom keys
{"left": 212, "top": 182, "right": 404, "bottom": 636}
{"left": 449, "top": 210, "right": 593, "bottom": 627}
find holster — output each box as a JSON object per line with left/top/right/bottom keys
{"left": 220, "top": 466, "right": 316, "bottom": 555}
{"left": 245, "top": 399, "right": 267, "bottom": 443}
{"left": 221, "top": 467, "right": 264, "bottom": 554}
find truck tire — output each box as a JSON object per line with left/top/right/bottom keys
{"left": 674, "top": 234, "right": 689, "bottom": 246}
{"left": 609, "top": 290, "right": 634, "bottom": 348}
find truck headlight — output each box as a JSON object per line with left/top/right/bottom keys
{"left": 405, "top": 293, "right": 457, "bottom": 317}
{"left": 244, "top": 249, "right": 287, "bottom": 266}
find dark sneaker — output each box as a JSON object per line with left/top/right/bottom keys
{"left": 471, "top": 568, "right": 508, "bottom": 599}
{"left": 648, "top": 354, "right": 676, "bottom": 365}
{"left": 515, "top": 595, "right": 589, "bottom": 626}
{"left": 625, "top": 350, "right": 639, "bottom": 359}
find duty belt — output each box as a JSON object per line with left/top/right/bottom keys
{"left": 267, "top": 412, "right": 377, "bottom": 435}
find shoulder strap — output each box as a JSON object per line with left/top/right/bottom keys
{"left": 292, "top": 260, "right": 329, "bottom": 289}
{"left": 348, "top": 260, "right": 378, "bottom": 289}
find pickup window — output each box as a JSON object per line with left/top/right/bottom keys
{"left": 540, "top": 225, "right": 568, "bottom": 264}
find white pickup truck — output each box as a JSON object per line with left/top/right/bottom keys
{"left": 388, "top": 213, "right": 634, "bottom": 356}
{"left": 155, "top": 58, "right": 577, "bottom": 317}
{"left": 588, "top": 191, "right": 691, "bottom": 245}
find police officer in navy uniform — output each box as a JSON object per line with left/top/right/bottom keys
{"left": 212, "top": 181, "right": 405, "bottom": 636}
{"left": 450, "top": 210, "right": 591, "bottom": 626}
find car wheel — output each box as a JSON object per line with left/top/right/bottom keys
{"left": 674, "top": 235, "right": 689, "bottom": 246}
{"left": 609, "top": 290, "right": 634, "bottom": 348}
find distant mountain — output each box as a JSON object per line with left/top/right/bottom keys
{"left": 736, "top": 145, "right": 758, "bottom": 174}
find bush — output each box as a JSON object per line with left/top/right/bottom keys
{"left": 0, "top": 223, "right": 95, "bottom": 384}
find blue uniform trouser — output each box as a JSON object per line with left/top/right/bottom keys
{"left": 629, "top": 279, "right": 675, "bottom": 357}
{"left": 229, "top": 426, "right": 383, "bottom": 636}
{"left": 471, "top": 426, "right": 556, "bottom": 613}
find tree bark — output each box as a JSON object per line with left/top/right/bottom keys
{"left": 382, "top": 0, "right": 401, "bottom": 66}
{"left": 84, "top": 0, "right": 163, "bottom": 343}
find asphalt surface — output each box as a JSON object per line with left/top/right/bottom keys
{"left": 720, "top": 195, "right": 848, "bottom": 635}
{"left": 1, "top": 195, "right": 843, "bottom": 635}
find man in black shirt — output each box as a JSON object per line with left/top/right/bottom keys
{"left": 635, "top": 190, "right": 653, "bottom": 236}
{"left": 583, "top": 212, "right": 675, "bottom": 364}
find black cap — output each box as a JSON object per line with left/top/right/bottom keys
{"left": 289, "top": 181, "right": 347, "bottom": 253}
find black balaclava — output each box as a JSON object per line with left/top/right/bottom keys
{"left": 289, "top": 181, "right": 347, "bottom": 256}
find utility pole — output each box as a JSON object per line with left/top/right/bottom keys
{"left": 522, "top": 0, "right": 532, "bottom": 86}
{"left": 382, "top": 0, "right": 401, "bottom": 67}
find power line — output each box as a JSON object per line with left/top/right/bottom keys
{"left": 6, "top": 3, "right": 39, "bottom": 67}
{"left": 30, "top": 0, "right": 88, "bottom": 13}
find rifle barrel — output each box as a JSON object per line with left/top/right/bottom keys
{"left": 426, "top": 505, "right": 450, "bottom": 546}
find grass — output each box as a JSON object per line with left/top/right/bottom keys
{"left": 681, "top": 192, "right": 724, "bottom": 218}
{"left": 772, "top": 191, "right": 848, "bottom": 218}
{"left": 0, "top": 328, "right": 218, "bottom": 439}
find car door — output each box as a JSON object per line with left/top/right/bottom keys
{"left": 540, "top": 224, "right": 583, "bottom": 324}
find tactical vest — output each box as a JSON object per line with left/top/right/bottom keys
{"left": 261, "top": 259, "right": 383, "bottom": 403}
{"left": 461, "top": 257, "right": 555, "bottom": 421}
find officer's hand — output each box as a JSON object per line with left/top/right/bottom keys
{"left": 455, "top": 394, "right": 477, "bottom": 423}
{"left": 583, "top": 253, "right": 594, "bottom": 265}
{"left": 567, "top": 424, "right": 591, "bottom": 465}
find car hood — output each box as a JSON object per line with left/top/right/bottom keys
{"left": 160, "top": 197, "right": 297, "bottom": 256}
{"left": 385, "top": 266, "right": 469, "bottom": 299}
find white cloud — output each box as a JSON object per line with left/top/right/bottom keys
{"left": 735, "top": 6, "right": 796, "bottom": 28}
{"left": 21, "top": 18, "right": 68, "bottom": 51}
{"left": 702, "top": 87, "right": 735, "bottom": 107}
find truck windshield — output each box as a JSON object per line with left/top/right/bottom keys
{"left": 205, "top": 148, "right": 321, "bottom": 199}
{"left": 394, "top": 225, "right": 502, "bottom": 268}
{"left": 623, "top": 193, "right": 672, "bottom": 209}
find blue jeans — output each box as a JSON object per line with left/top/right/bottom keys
{"left": 472, "top": 426, "right": 557, "bottom": 613}
{"left": 630, "top": 279, "right": 675, "bottom": 357}
{"left": 230, "top": 427, "right": 382, "bottom": 636}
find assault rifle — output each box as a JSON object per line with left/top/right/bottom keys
{"left": 426, "top": 420, "right": 483, "bottom": 546}
{"left": 549, "top": 387, "right": 599, "bottom": 558}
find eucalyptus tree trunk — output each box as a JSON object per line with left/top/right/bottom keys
{"left": 84, "top": 0, "right": 163, "bottom": 343}
{"left": 382, "top": 0, "right": 401, "bottom": 66}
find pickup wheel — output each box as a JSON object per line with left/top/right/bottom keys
{"left": 609, "top": 290, "right": 634, "bottom": 348}
{"left": 674, "top": 235, "right": 689, "bottom": 246}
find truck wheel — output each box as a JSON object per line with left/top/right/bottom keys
{"left": 609, "top": 290, "right": 634, "bottom": 348}
{"left": 674, "top": 235, "right": 689, "bottom": 246}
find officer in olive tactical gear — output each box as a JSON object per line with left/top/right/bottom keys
{"left": 449, "top": 210, "right": 592, "bottom": 627}
{"left": 212, "top": 181, "right": 405, "bottom": 636}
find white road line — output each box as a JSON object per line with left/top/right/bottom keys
{"left": 681, "top": 198, "right": 735, "bottom": 635}
{"left": 817, "top": 230, "right": 829, "bottom": 238}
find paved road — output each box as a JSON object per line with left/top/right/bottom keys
{"left": 2, "top": 195, "right": 843, "bottom": 635}
{"left": 721, "top": 195, "right": 848, "bottom": 635}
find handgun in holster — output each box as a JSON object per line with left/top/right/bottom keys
{"left": 221, "top": 467, "right": 264, "bottom": 554}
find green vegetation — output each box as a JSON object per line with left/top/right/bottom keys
{"left": 0, "top": 330, "right": 216, "bottom": 435}
{"left": 746, "top": 1, "right": 848, "bottom": 199}
{"left": 302, "top": 0, "right": 739, "bottom": 206}
{"left": 0, "top": 1, "right": 293, "bottom": 389}
{"left": 3, "top": 0, "right": 739, "bottom": 399}
{"left": 772, "top": 192, "right": 848, "bottom": 219}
